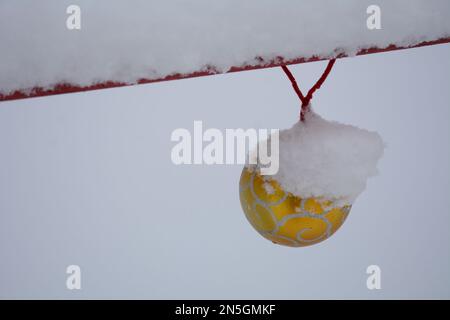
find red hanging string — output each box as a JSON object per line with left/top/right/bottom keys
{"left": 281, "top": 59, "right": 336, "bottom": 121}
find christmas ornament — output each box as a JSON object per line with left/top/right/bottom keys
{"left": 239, "top": 60, "right": 383, "bottom": 247}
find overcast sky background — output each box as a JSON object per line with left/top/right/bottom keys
{"left": 0, "top": 43, "right": 449, "bottom": 299}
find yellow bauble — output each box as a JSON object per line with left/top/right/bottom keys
{"left": 239, "top": 167, "right": 351, "bottom": 247}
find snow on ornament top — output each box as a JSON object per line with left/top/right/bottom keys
{"left": 248, "top": 109, "right": 385, "bottom": 206}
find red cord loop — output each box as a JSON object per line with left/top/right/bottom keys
{"left": 281, "top": 59, "right": 336, "bottom": 121}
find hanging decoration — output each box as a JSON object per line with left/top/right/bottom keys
{"left": 239, "top": 61, "right": 384, "bottom": 247}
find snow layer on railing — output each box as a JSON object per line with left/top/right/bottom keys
{"left": 1, "top": 0, "right": 449, "bottom": 95}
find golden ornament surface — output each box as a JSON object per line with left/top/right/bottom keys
{"left": 239, "top": 167, "right": 351, "bottom": 247}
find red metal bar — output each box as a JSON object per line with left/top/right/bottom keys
{"left": 1, "top": 37, "right": 450, "bottom": 102}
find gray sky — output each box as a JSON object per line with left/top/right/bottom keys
{"left": 0, "top": 44, "right": 449, "bottom": 299}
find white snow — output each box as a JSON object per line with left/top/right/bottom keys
{"left": 263, "top": 182, "right": 276, "bottom": 195}
{"left": 1, "top": 0, "right": 450, "bottom": 95}
{"left": 251, "top": 110, "right": 385, "bottom": 205}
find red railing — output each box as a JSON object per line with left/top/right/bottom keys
{"left": 1, "top": 37, "right": 449, "bottom": 102}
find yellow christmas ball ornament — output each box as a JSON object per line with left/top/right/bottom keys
{"left": 239, "top": 167, "right": 351, "bottom": 247}
{"left": 237, "top": 62, "right": 384, "bottom": 247}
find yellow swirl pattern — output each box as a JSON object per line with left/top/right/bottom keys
{"left": 239, "top": 167, "right": 351, "bottom": 247}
